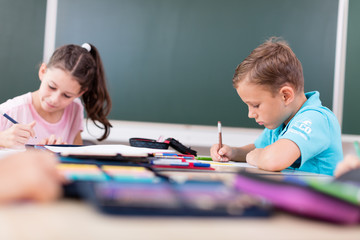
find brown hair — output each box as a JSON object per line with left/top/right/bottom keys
{"left": 47, "top": 43, "right": 112, "bottom": 141}
{"left": 232, "top": 37, "right": 304, "bottom": 94}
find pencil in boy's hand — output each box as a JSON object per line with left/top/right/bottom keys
{"left": 0, "top": 110, "right": 18, "bottom": 124}
{"left": 218, "top": 121, "right": 222, "bottom": 150}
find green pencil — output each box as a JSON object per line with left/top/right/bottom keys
{"left": 353, "top": 141, "right": 360, "bottom": 158}
{"left": 195, "top": 156, "right": 213, "bottom": 161}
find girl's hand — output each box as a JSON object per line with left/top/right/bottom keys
{"left": 0, "top": 150, "right": 63, "bottom": 203}
{"left": 210, "top": 143, "right": 233, "bottom": 162}
{"left": 39, "top": 135, "right": 66, "bottom": 145}
{"left": 0, "top": 121, "right": 36, "bottom": 148}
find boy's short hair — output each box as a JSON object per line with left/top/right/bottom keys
{"left": 232, "top": 37, "right": 304, "bottom": 94}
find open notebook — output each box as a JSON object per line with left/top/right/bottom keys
{"left": 45, "top": 144, "right": 175, "bottom": 157}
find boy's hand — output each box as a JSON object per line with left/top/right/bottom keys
{"left": 0, "top": 150, "right": 63, "bottom": 203}
{"left": 0, "top": 121, "right": 36, "bottom": 148}
{"left": 210, "top": 143, "right": 233, "bottom": 162}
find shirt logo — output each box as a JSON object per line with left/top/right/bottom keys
{"left": 298, "top": 120, "right": 312, "bottom": 134}
{"left": 288, "top": 119, "right": 313, "bottom": 140}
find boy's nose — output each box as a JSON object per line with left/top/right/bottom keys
{"left": 248, "top": 109, "right": 256, "bottom": 119}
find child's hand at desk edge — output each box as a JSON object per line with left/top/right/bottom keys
{"left": 0, "top": 150, "right": 63, "bottom": 204}
{"left": 210, "top": 143, "right": 255, "bottom": 162}
{"left": 335, "top": 155, "right": 360, "bottom": 178}
{"left": 0, "top": 121, "right": 36, "bottom": 148}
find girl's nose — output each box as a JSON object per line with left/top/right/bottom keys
{"left": 49, "top": 92, "right": 61, "bottom": 104}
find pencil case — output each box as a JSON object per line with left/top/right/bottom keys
{"left": 129, "top": 138, "right": 170, "bottom": 149}
{"left": 234, "top": 171, "right": 360, "bottom": 224}
{"left": 129, "top": 137, "right": 197, "bottom": 156}
{"left": 81, "top": 180, "right": 272, "bottom": 217}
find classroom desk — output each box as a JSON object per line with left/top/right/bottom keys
{"left": 0, "top": 199, "right": 360, "bottom": 240}
{"left": 0, "top": 162, "right": 359, "bottom": 240}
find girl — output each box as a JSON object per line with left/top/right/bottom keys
{"left": 0, "top": 43, "right": 112, "bottom": 147}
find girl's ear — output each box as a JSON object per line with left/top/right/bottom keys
{"left": 279, "top": 85, "right": 295, "bottom": 105}
{"left": 38, "top": 63, "right": 47, "bottom": 81}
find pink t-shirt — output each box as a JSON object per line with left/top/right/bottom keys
{"left": 0, "top": 92, "right": 84, "bottom": 144}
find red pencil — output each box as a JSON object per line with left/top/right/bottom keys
{"left": 218, "top": 121, "right": 222, "bottom": 150}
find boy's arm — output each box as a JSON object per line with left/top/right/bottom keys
{"left": 230, "top": 144, "right": 256, "bottom": 162}
{"left": 246, "top": 139, "right": 300, "bottom": 171}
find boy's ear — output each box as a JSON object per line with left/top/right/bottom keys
{"left": 279, "top": 85, "right": 295, "bottom": 105}
{"left": 38, "top": 63, "right": 47, "bottom": 81}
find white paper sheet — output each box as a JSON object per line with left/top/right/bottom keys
{"left": 45, "top": 144, "right": 174, "bottom": 157}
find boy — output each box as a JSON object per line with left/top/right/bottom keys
{"left": 210, "top": 37, "right": 343, "bottom": 175}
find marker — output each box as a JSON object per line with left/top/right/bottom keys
{"left": 0, "top": 110, "right": 18, "bottom": 124}
{"left": 218, "top": 121, "right": 222, "bottom": 149}
{"left": 192, "top": 162, "right": 211, "bottom": 167}
{"left": 151, "top": 159, "right": 184, "bottom": 165}
{"left": 195, "top": 156, "right": 213, "bottom": 161}
{"left": 353, "top": 141, "right": 360, "bottom": 158}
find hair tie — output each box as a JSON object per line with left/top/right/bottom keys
{"left": 81, "top": 43, "right": 91, "bottom": 52}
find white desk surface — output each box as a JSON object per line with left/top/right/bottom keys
{"left": 0, "top": 199, "right": 359, "bottom": 240}
{"left": 0, "top": 152, "right": 358, "bottom": 240}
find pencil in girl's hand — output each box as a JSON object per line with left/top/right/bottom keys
{"left": 218, "top": 121, "right": 222, "bottom": 150}
{"left": 0, "top": 110, "right": 18, "bottom": 124}
{"left": 0, "top": 109, "right": 37, "bottom": 139}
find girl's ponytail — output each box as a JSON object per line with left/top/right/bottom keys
{"left": 82, "top": 44, "right": 112, "bottom": 141}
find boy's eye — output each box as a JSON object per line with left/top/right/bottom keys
{"left": 252, "top": 104, "right": 259, "bottom": 108}
{"left": 48, "top": 85, "right": 56, "bottom": 90}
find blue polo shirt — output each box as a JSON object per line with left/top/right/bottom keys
{"left": 254, "top": 91, "right": 343, "bottom": 176}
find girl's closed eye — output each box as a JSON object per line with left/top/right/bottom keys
{"left": 48, "top": 84, "right": 56, "bottom": 90}
{"left": 63, "top": 94, "right": 71, "bottom": 99}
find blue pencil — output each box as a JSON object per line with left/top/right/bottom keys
{"left": 0, "top": 110, "right": 18, "bottom": 124}
{"left": 0, "top": 110, "right": 37, "bottom": 139}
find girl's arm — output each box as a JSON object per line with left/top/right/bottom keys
{"left": 73, "top": 131, "right": 83, "bottom": 145}
{"left": 246, "top": 139, "right": 300, "bottom": 171}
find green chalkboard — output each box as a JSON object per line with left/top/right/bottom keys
{"left": 0, "top": 0, "right": 46, "bottom": 103}
{"left": 56, "top": 0, "right": 338, "bottom": 128}
{"left": 342, "top": 0, "right": 360, "bottom": 135}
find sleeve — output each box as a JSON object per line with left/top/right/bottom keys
{"left": 254, "top": 129, "right": 272, "bottom": 148}
{"left": 279, "top": 110, "right": 331, "bottom": 167}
